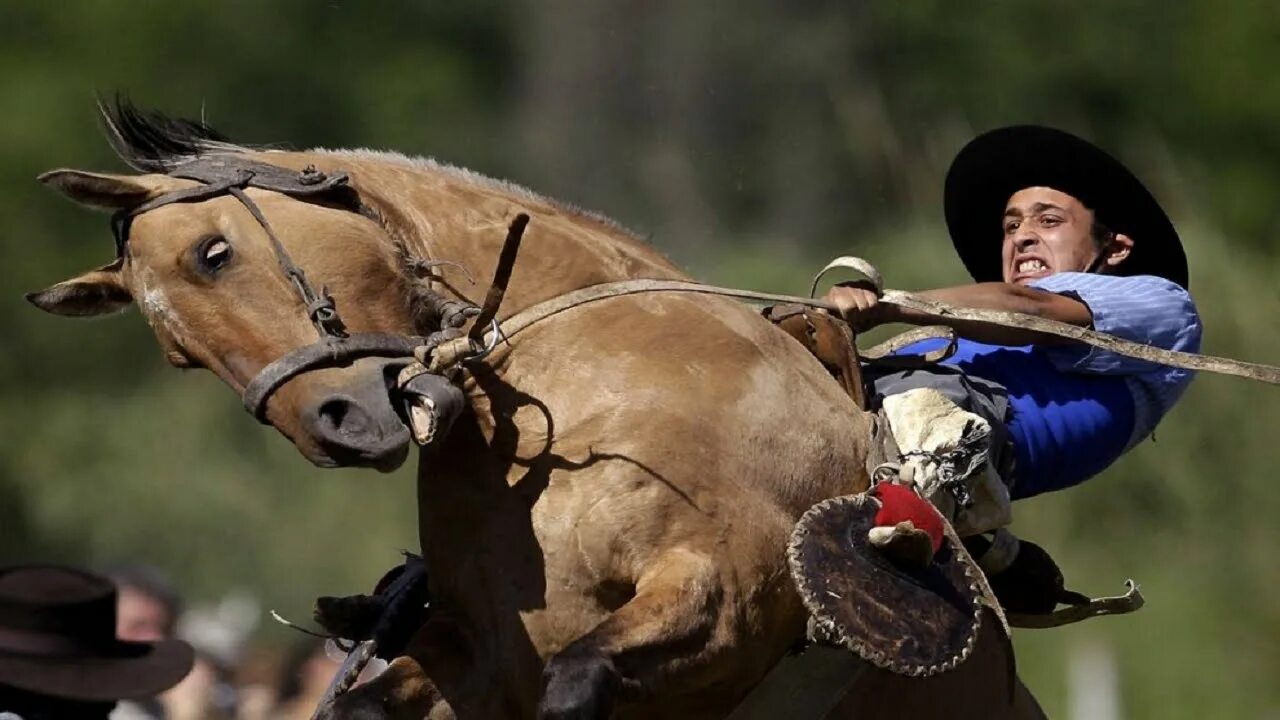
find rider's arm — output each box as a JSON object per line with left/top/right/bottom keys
{"left": 1024, "top": 272, "right": 1202, "bottom": 374}
{"left": 882, "top": 282, "right": 1093, "bottom": 346}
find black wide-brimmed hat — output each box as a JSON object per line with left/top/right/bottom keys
{"left": 944, "top": 125, "right": 1188, "bottom": 289}
{"left": 0, "top": 565, "right": 194, "bottom": 702}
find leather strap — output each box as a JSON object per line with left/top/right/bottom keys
{"left": 480, "top": 277, "right": 1280, "bottom": 385}
{"left": 468, "top": 213, "right": 529, "bottom": 342}
{"left": 242, "top": 333, "right": 426, "bottom": 420}
{"left": 724, "top": 645, "right": 867, "bottom": 720}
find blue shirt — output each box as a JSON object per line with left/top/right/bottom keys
{"left": 898, "top": 273, "right": 1201, "bottom": 498}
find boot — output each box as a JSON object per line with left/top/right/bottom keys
{"left": 962, "top": 531, "right": 1090, "bottom": 615}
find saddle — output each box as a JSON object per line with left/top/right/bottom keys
{"left": 762, "top": 304, "right": 867, "bottom": 409}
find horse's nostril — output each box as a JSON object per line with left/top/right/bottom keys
{"left": 318, "top": 398, "right": 348, "bottom": 426}
{"left": 302, "top": 383, "right": 411, "bottom": 471}
{"left": 322, "top": 397, "right": 353, "bottom": 425}
{"left": 317, "top": 396, "right": 373, "bottom": 437}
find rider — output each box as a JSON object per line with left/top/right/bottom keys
{"left": 825, "top": 126, "right": 1202, "bottom": 600}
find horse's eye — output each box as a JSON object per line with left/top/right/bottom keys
{"left": 195, "top": 235, "right": 233, "bottom": 275}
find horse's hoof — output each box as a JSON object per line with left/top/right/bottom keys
{"left": 537, "top": 644, "right": 621, "bottom": 720}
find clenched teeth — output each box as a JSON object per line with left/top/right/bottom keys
{"left": 1017, "top": 259, "right": 1047, "bottom": 274}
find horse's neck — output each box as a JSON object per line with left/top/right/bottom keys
{"left": 296, "top": 150, "right": 688, "bottom": 310}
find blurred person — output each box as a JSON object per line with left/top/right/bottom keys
{"left": 173, "top": 593, "right": 263, "bottom": 720}
{"left": 0, "top": 564, "right": 193, "bottom": 720}
{"left": 229, "top": 645, "right": 281, "bottom": 720}
{"left": 825, "top": 126, "right": 1200, "bottom": 610}
{"left": 270, "top": 637, "right": 387, "bottom": 720}
{"left": 270, "top": 638, "right": 339, "bottom": 720}
{"left": 107, "top": 563, "right": 182, "bottom": 644}
{"left": 104, "top": 563, "right": 183, "bottom": 720}
{"left": 158, "top": 655, "right": 235, "bottom": 720}
{"left": 105, "top": 564, "right": 243, "bottom": 720}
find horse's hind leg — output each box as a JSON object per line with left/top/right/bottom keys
{"left": 537, "top": 547, "right": 726, "bottom": 720}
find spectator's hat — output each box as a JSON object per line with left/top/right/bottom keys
{"left": 944, "top": 125, "right": 1188, "bottom": 288}
{"left": 0, "top": 565, "right": 194, "bottom": 701}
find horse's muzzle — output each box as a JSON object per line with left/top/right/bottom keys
{"left": 300, "top": 359, "right": 412, "bottom": 471}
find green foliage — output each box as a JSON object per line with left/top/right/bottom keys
{"left": 2, "top": 2, "right": 1278, "bottom": 717}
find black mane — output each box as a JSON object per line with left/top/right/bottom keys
{"left": 99, "top": 96, "right": 240, "bottom": 173}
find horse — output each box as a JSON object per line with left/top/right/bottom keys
{"left": 29, "top": 104, "right": 1044, "bottom": 719}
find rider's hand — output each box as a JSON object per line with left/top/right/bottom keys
{"left": 823, "top": 280, "right": 887, "bottom": 333}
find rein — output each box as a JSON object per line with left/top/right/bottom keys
{"left": 476, "top": 262, "right": 1280, "bottom": 386}
{"left": 117, "top": 155, "right": 1279, "bottom": 432}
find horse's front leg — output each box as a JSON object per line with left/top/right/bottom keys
{"left": 538, "top": 547, "right": 727, "bottom": 720}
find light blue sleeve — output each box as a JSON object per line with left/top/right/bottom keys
{"left": 1026, "top": 272, "right": 1203, "bottom": 376}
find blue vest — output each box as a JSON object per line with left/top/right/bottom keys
{"left": 896, "top": 339, "right": 1136, "bottom": 499}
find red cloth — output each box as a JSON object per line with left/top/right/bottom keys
{"left": 872, "top": 483, "right": 944, "bottom": 553}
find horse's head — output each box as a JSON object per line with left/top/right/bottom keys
{"left": 28, "top": 111, "right": 419, "bottom": 471}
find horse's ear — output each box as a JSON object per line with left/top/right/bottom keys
{"left": 38, "top": 169, "right": 157, "bottom": 211}
{"left": 26, "top": 261, "right": 132, "bottom": 317}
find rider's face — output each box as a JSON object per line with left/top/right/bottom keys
{"left": 1000, "top": 187, "right": 1100, "bottom": 285}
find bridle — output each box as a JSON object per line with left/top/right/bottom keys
{"left": 112, "top": 155, "right": 428, "bottom": 422}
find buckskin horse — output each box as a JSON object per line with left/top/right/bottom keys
{"left": 29, "top": 104, "right": 1044, "bottom": 719}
